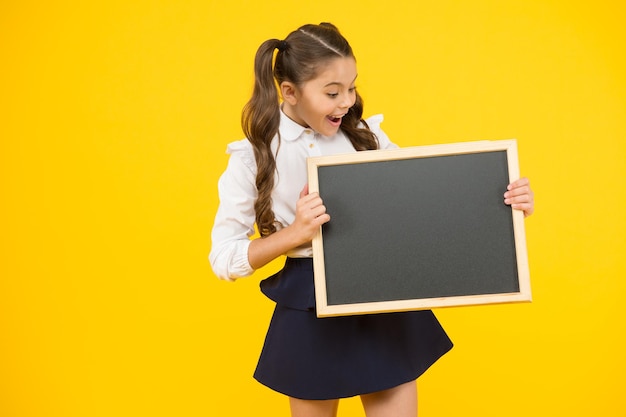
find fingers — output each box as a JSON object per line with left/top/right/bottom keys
{"left": 504, "top": 177, "right": 534, "bottom": 217}
{"left": 296, "top": 184, "right": 330, "bottom": 226}
{"left": 506, "top": 177, "right": 530, "bottom": 191}
{"left": 296, "top": 191, "right": 330, "bottom": 227}
{"left": 299, "top": 183, "right": 309, "bottom": 199}
{"left": 504, "top": 187, "right": 532, "bottom": 202}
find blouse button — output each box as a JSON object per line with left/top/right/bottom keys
{"left": 304, "top": 129, "right": 312, "bottom": 135}
{"left": 309, "top": 143, "right": 315, "bottom": 148}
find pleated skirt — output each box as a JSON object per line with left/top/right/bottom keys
{"left": 253, "top": 257, "right": 453, "bottom": 400}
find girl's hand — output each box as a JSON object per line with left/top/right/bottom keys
{"left": 504, "top": 177, "right": 534, "bottom": 217}
{"left": 291, "top": 184, "right": 331, "bottom": 244}
{"left": 247, "top": 185, "right": 330, "bottom": 270}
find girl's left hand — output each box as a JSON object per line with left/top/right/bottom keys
{"left": 504, "top": 177, "right": 534, "bottom": 217}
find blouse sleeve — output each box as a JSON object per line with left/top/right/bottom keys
{"left": 209, "top": 139, "right": 257, "bottom": 281}
{"left": 364, "top": 114, "right": 398, "bottom": 150}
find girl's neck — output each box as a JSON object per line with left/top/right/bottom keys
{"left": 281, "top": 102, "right": 309, "bottom": 129}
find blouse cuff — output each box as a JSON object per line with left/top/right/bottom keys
{"left": 211, "top": 239, "right": 254, "bottom": 282}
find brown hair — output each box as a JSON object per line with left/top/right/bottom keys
{"left": 242, "top": 23, "right": 379, "bottom": 237}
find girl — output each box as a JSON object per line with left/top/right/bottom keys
{"left": 210, "top": 23, "right": 534, "bottom": 417}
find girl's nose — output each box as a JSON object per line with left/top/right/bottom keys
{"left": 340, "top": 92, "right": 353, "bottom": 109}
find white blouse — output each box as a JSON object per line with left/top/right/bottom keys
{"left": 210, "top": 110, "right": 398, "bottom": 281}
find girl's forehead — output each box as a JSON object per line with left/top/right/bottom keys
{"left": 310, "top": 57, "right": 357, "bottom": 85}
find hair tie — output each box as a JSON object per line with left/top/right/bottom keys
{"left": 277, "top": 40, "right": 289, "bottom": 52}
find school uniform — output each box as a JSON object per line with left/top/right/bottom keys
{"left": 210, "top": 111, "right": 453, "bottom": 400}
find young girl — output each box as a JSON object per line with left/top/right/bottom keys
{"left": 210, "top": 23, "right": 535, "bottom": 417}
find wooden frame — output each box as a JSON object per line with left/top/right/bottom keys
{"left": 307, "top": 139, "right": 531, "bottom": 317}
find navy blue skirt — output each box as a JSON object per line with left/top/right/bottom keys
{"left": 253, "top": 258, "right": 453, "bottom": 400}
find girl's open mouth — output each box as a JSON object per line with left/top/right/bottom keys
{"left": 327, "top": 115, "right": 343, "bottom": 125}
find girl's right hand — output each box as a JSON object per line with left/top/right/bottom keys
{"left": 247, "top": 184, "right": 329, "bottom": 270}
{"left": 291, "top": 184, "right": 331, "bottom": 245}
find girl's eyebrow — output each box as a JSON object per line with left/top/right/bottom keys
{"left": 324, "top": 74, "right": 358, "bottom": 88}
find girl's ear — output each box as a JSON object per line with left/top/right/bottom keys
{"left": 280, "top": 81, "right": 298, "bottom": 105}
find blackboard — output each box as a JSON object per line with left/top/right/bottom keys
{"left": 307, "top": 140, "right": 531, "bottom": 317}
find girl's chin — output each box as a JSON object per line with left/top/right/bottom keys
{"left": 319, "top": 126, "right": 340, "bottom": 137}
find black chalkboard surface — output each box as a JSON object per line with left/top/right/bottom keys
{"left": 307, "top": 140, "right": 531, "bottom": 317}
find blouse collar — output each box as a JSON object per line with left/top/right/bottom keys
{"left": 279, "top": 108, "right": 311, "bottom": 142}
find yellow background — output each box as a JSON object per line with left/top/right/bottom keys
{"left": 1, "top": 1, "right": 625, "bottom": 416}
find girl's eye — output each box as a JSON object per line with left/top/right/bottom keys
{"left": 348, "top": 87, "right": 356, "bottom": 93}
{"left": 327, "top": 93, "right": 339, "bottom": 98}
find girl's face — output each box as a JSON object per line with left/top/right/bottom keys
{"left": 281, "top": 57, "right": 358, "bottom": 137}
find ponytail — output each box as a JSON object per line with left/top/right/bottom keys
{"left": 241, "top": 39, "right": 282, "bottom": 237}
